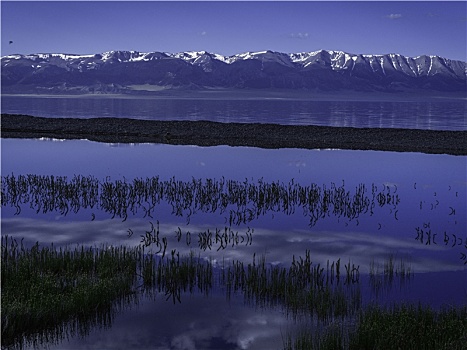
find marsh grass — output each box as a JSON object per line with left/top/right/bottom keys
{"left": 1, "top": 239, "right": 362, "bottom": 348}
{"left": 349, "top": 304, "right": 467, "bottom": 350}
{"left": 222, "top": 251, "right": 362, "bottom": 320}
{"left": 285, "top": 256, "right": 466, "bottom": 350}
{"left": 284, "top": 305, "right": 467, "bottom": 350}
{"left": 369, "top": 254, "right": 413, "bottom": 296}
{"left": 140, "top": 249, "right": 213, "bottom": 303}
{"left": 3, "top": 236, "right": 463, "bottom": 350}
{"left": 1, "top": 237, "right": 217, "bottom": 348}
{"left": 1, "top": 236, "right": 140, "bottom": 349}
{"left": 283, "top": 323, "right": 346, "bottom": 350}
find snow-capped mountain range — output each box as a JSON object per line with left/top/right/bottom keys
{"left": 1, "top": 49, "right": 466, "bottom": 94}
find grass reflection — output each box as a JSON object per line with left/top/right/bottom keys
{"left": 1, "top": 174, "right": 398, "bottom": 228}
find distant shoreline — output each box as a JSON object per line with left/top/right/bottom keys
{"left": 1, "top": 114, "right": 467, "bottom": 155}
{"left": 2, "top": 89, "right": 466, "bottom": 102}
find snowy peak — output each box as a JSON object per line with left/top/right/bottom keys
{"left": 99, "top": 50, "right": 169, "bottom": 62}
{"left": 2, "top": 49, "right": 465, "bottom": 93}
{"left": 3, "top": 49, "right": 464, "bottom": 76}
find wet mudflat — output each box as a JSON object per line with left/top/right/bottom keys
{"left": 2, "top": 113, "right": 467, "bottom": 155}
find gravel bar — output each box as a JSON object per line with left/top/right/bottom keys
{"left": 1, "top": 114, "right": 466, "bottom": 155}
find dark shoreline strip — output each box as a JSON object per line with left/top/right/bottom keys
{"left": 1, "top": 114, "right": 466, "bottom": 155}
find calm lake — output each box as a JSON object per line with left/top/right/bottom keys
{"left": 1, "top": 95, "right": 466, "bottom": 349}
{"left": 2, "top": 94, "right": 467, "bottom": 130}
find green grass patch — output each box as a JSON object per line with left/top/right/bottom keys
{"left": 1, "top": 236, "right": 141, "bottom": 348}
{"left": 284, "top": 304, "right": 467, "bottom": 350}
{"left": 349, "top": 304, "right": 467, "bottom": 350}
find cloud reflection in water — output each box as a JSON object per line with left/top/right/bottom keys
{"left": 2, "top": 138, "right": 466, "bottom": 349}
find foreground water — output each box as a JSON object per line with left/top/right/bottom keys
{"left": 1, "top": 137, "right": 466, "bottom": 349}
{"left": 2, "top": 95, "right": 466, "bottom": 130}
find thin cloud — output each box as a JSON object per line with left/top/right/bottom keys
{"left": 386, "top": 14, "right": 402, "bottom": 20}
{"left": 289, "top": 32, "right": 309, "bottom": 40}
{"left": 200, "top": 31, "right": 207, "bottom": 36}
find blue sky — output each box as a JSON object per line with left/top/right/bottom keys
{"left": 1, "top": 1, "right": 466, "bottom": 61}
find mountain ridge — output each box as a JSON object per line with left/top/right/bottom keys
{"left": 2, "top": 49, "right": 466, "bottom": 94}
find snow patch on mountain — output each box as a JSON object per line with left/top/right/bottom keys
{"left": 2, "top": 49, "right": 465, "bottom": 93}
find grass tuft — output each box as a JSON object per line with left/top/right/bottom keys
{"left": 1, "top": 236, "right": 140, "bottom": 349}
